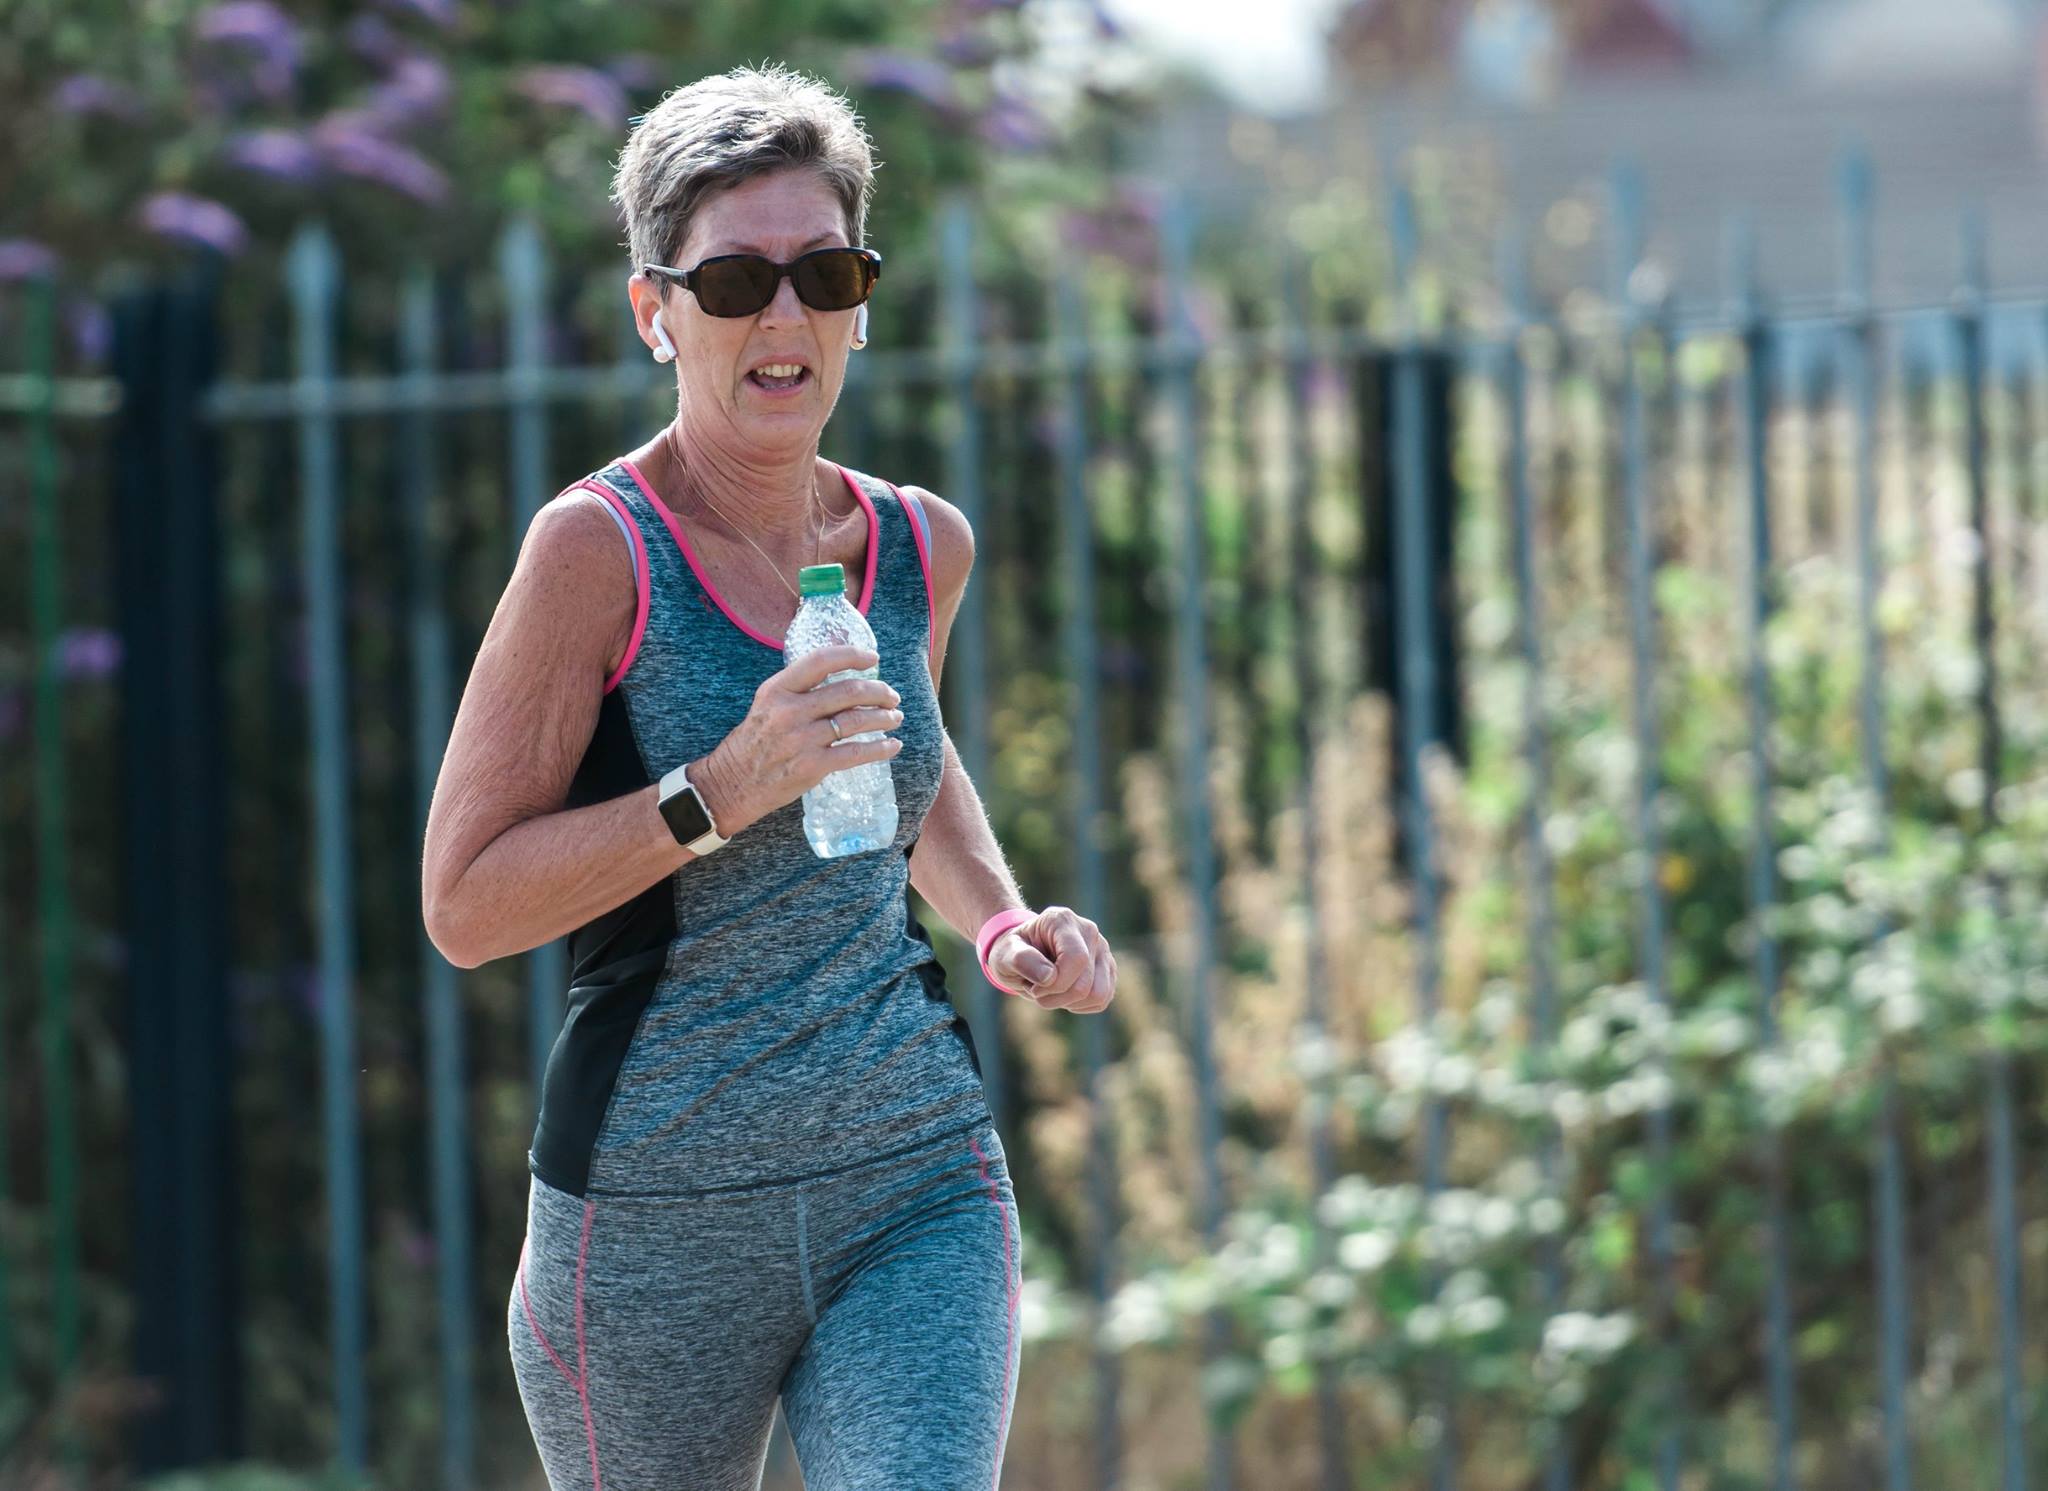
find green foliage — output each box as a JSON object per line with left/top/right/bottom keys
{"left": 1036, "top": 391, "right": 2048, "bottom": 1486}
{"left": 0, "top": 0, "right": 1140, "bottom": 284}
{"left": 139, "top": 1469, "right": 370, "bottom": 1491}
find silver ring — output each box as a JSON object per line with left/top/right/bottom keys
{"left": 829, "top": 715, "right": 843, "bottom": 741}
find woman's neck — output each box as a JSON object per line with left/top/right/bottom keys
{"left": 649, "top": 422, "right": 826, "bottom": 545}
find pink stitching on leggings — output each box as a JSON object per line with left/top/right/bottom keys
{"left": 575, "top": 1199, "right": 603, "bottom": 1491}
{"left": 517, "top": 1238, "right": 578, "bottom": 1391}
{"left": 517, "top": 1211, "right": 605, "bottom": 1490}
{"left": 970, "top": 1137, "right": 1019, "bottom": 1491}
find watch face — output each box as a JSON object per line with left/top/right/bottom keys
{"left": 660, "top": 782, "right": 714, "bottom": 845}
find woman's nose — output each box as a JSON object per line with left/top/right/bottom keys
{"left": 759, "top": 270, "right": 807, "bottom": 325}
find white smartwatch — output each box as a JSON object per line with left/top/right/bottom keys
{"left": 657, "top": 761, "right": 728, "bottom": 855}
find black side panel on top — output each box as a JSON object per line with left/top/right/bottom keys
{"left": 529, "top": 688, "right": 673, "bottom": 1196}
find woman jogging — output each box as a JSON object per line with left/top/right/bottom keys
{"left": 420, "top": 63, "right": 1118, "bottom": 1491}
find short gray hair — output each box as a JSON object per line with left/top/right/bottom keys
{"left": 611, "top": 63, "right": 877, "bottom": 276}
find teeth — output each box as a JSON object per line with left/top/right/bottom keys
{"left": 753, "top": 363, "right": 805, "bottom": 379}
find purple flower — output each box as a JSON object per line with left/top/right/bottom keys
{"left": 68, "top": 297, "right": 111, "bottom": 364}
{"left": 195, "top": 0, "right": 296, "bottom": 50}
{"left": 138, "top": 192, "right": 249, "bottom": 256}
{"left": 843, "top": 48, "right": 960, "bottom": 113}
{"left": 1099, "top": 639, "right": 1147, "bottom": 686}
{"left": 376, "top": 0, "right": 460, "bottom": 29}
{"left": 54, "top": 73, "right": 144, "bottom": 119}
{"left": 937, "top": 29, "right": 1000, "bottom": 69}
{"left": 313, "top": 118, "right": 449, "bottom": 203}
{"left": 513, "top": 64, "right": 628, "bottom": 127}
{"left": 344, "top": 14, "right": 407, "bottom": 67}
{"left": 292, "top": 965, "right": 322, "bottom": 1021}
{"left": 976, "top": 94, "right": 1052, "bottom": 152}
{"left": 398, "top": 1222, "right": 436, "bottom": 1268}
{"left": 58, "top": 627, "right": 122, "bottom": 679}
{"left": 603, "top": 52, "right": 664, "bottom": 92}
{"left": 0, "top": 239, "right": 58, "bottom": 281}
{"left": 367, "top": 54, "right": 452, "bottom": 129}
{"left": 223, "top": 127, "right": 323, "bottom": 183}
{"left": 194, "top": 1, "right": 301, "bottom": 101}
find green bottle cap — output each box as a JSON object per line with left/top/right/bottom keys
{"left": 799, "top": 563, "right": 846, "bottom": 597}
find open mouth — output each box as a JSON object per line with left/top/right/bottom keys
{"left": 746, "top": 361, "right": 811, "bottom": 393}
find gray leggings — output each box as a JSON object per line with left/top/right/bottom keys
{"left": 507, "top": 1115, "right": 1022, "bottom": 1490}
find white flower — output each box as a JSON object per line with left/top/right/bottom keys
{"left": 1879, "top": 990, "right": 1926, "bottom": 1034}
{"left": 1592, "top": 1314, "right": 1635, "bottom": 1354}
{"left": 1265, "top": 1295, "right": 1313, "bottom": 1333}
{"left": 1541, "top": 1311, "right": 1598, "bottom": 1357}
{"left": 1339, "top": 1229, "right": 1397, "bottom": 1273}
{"left": 1441, "top": 1268, "right": 1487, "bottom": 1305}
{"left": 1552, "top": 1089, "right": 1594, "bottom": 1131}
{"left": 1683, "top": 1010, "right": 1752, "bottom": 1057}
{"left": 1103, "top": 1280, "right": 1172, "bottom": 1347}
{"left": 1477, "top": 1067, "right": 1518, "bottom": 1108}
{"left": 1429, "top": 1190, "right": 1482, "bottom": 1230}
{"left": 1260, "top": 1222, "right": 1306, "bottom": 1281}
{"left": 1018, "top": 1278, "right": 1068, "bottom": 1342}
{"left": 1527, "top": 1197, "right": 1567, "bottom": 1234}
{"left": 1317, "top": 1175, "right": 1373, "bottom": 1228}
{"left": 1778, "top": 844, "right": 1822, "bottom": 882}
{"left": 1559, "top": 1015, "right": 1606, "bottom": 1065}
{"left": 1542, "top": 1310, "right": 1635, "bottom": 1360}
{"left": 1380, "top": 1030, "right": 1435, "bottom": 1092}
{"left": 1292, "top": 1029, "right": 1340, "bottom": 1080}
{"left": 1495, "top": 1158, "right": 1541, "bottom": 1200}
{"left": 1263, "top": 1332, "right": 1308, "bottom": 1372}
{"left": 1477, "top": 1197, "right": 1519, "bottom": 1239}
{"left": 1432, "top": 1054, "right": 1477, "bottom": 1097}
{"left": 1452, "top": 1296, "right": 1507, "bottom": 1335}
{"left": 1304, "top": 1268, "right": 1357, "bottom": 1309}
{"left": 1946, "top": 768, "right": 1987, "bottom": 811}
{"left": 1405, "top": 1305, "right": 1446, "bottom": 1345}
{"left": 1372, "top": 1094, "right": 1419, "bottom": 1139}
{"left": 1165, "top": 1267, "right": 1221, "bottom": 1314}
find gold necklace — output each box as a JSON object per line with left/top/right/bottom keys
{"left": 664, "top": 432, "right": 845, "bottom": 600}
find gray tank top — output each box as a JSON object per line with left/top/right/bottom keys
{"left": 526, "top": 456, "right": 992, "bottom": 1197}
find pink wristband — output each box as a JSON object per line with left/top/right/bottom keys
{"left": 976, "top": 908, "right": 1035, "bottom": 997}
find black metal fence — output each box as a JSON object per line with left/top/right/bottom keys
{"left": 2, "top": 158, "right": 2045, "bottom": 1489}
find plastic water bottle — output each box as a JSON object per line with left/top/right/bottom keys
{"left": 785, "top": 563, "right": 898, "bottom": 857}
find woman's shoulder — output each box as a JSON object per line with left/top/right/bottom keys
{"left": 504, "top": 485, "right": 640, "bottom": 668}
{"left": 833, "top": 462, "right": 974, "bottom": 593}
{"left": 893, "top": 483, "right": 972, "bottom": 601}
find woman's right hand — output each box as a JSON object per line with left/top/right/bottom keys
{"left": 696, "top": 644, "right": 905, "bottom": 835}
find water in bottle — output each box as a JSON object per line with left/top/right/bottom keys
{"left": 784, "top": 563, "right": 898, "bottom": 857}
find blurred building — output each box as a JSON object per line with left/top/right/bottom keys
{"left": 1143, "top": 0, "right": 2048, "bottom": 304}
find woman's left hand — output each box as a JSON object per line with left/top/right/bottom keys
{"left": 988, "top": 906, "right": 1117, "bottom": 1013}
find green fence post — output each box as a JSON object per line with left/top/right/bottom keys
{"left": 499, "top": 218, "right": 568, "bottom": 1104}
{"left": 402, "top": 263, "right": 475, "bottom": 1491}
{"left": 289, "top": 221, "right": 369, "bottom": 1479}
{"left": 27, "top": 269, "right": 82, "bottom": 1480}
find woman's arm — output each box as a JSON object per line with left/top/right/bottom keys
{"left": 902, "top": 489, "right": 1029, "bottom": 936}
{"left": 903, "top": 486, "right": 1115, "bottom": 1012}
{"left": 421, "top": 491, "right": 722, "bottom": 968}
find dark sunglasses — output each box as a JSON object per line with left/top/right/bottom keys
{"left": 641, "top": 246, "right": 882, "bottom": 318}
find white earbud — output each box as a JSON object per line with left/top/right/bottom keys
{"left": 651, "top": 312, "right": 677, "bottom": 364}
{"left": 851, "top": 302, "right": 869, "bottom": 350}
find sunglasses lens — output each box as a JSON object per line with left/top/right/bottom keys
{"left": 794, "top": 250, "right": 872, "bottom": 311}
{"left": 696, "top": 257, "right": 778, "bottom": 317}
